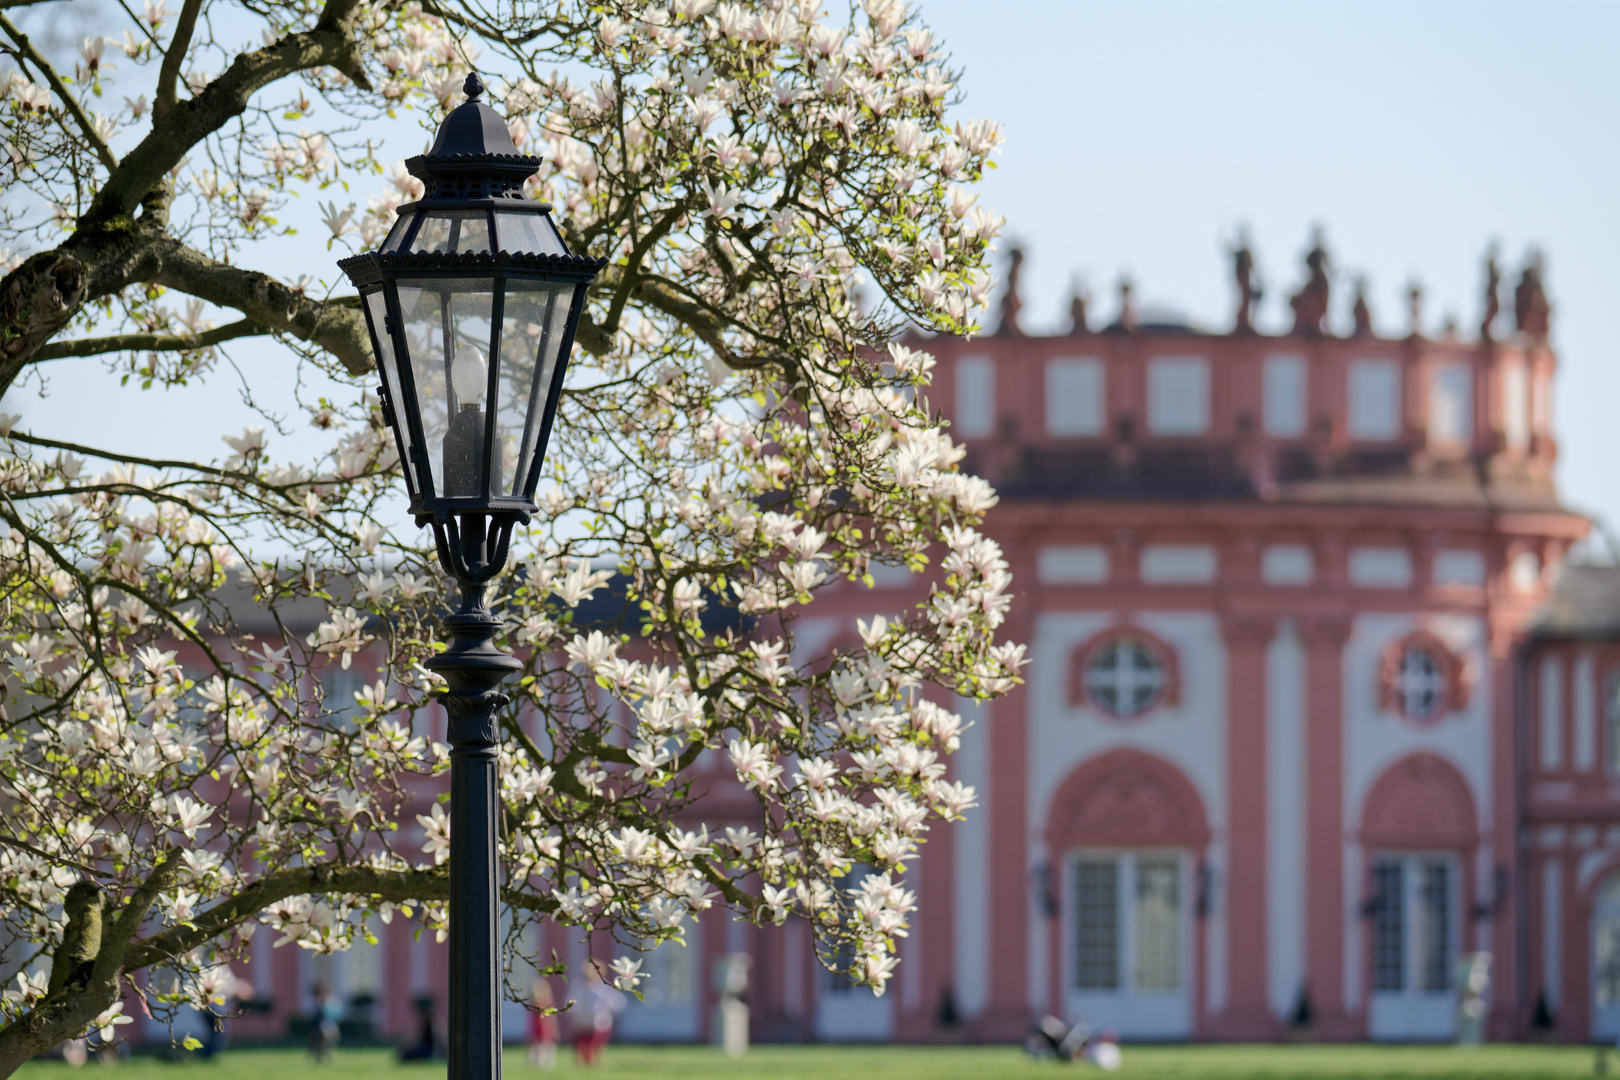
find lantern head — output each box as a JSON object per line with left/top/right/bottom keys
{"left": 338, "top": 72, "right": 604, "bottom": 575}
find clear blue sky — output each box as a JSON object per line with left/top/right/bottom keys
{"left": 919, "top": 0, "right": 1620, "bottom": 535}
{"left": 10, "top": 1, "right": 1618, "bottom": 536}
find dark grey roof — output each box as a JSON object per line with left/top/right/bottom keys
{"left": 1532, "top": 566, "right": 1620, "bottom": 640}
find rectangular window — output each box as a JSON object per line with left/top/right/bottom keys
{"left": 1263, "top": 354, "right": 1307, "bottom": 437}
{"left": 1349, "top": 547, "right": 1412, "bottom": 588}
{"left": 1511, "top": 550, "right": 1543, "bottom": 593}
{"left": 1038, "top": 545, "right": 1110, "bottom": 585}
{"left": 1047, "top": 358, "right": 1106, "bottom": 437}
{"left": 1132, "top": 858, "right": 1181, "bottom": 992}
{"left": 1416, "top": 859, "right": 1452, "bottom": 992}
{"left": 1428, "top": 364, "right": 1474, "bottom": 445}
{"left": 1348, "top": 359, "right": 1401, "bottom": 440}
{"left": 955, "top": 356, "right": 995, "bottom": 438}
{"left": 1371, "top": 855, "right": 1455, "bottom": 996}
{"left": 1607, "top": 671, "right": 1620, "bottom": 776}
{"left": 322, "top": 668, "right": 366, "bottom": 731}
{"left": 1140, "top": 544, "right": 1217, "bottom": 584}
{"left": 1540, "top": 654, "right": 1564, "bottom": 770}
{"left": 1371, "top": 859, "right": 1406, "bottom": 992}
{"left": 630, "top": 937, "right": 695, "bottom": 1006}
{"left": 1432, "top": 550, "right": 1485, "bottom": 587}
{"left": 1532, "top": 373, "right": 1550, "bottom": 436}
{"left": 1502, "top": 363, "right": 1530, "bottom": 451}
{"left": 1146, "top": 357, "right": 1210, "bottom": 436}
{"left": 825, "top": 866, "right": 878, "bottom": 994}
{"left": 1072, "top": 853, "right": 1184, "bottom": 996}
{"left": 1575, "top": 653, "right": 1596, "bottom": 773}
{"left": 1261, "top": 544, "right": 1313, "bottom": 585}
{"left": 1074, "top": 860, "right": 1119, "bottom": 990}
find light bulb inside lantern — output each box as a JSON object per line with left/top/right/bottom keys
{"left": 450, "top": 348, "right": 488, "bottom": 407}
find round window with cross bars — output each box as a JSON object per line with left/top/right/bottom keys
{"left": 1393, "top": 644, "right": 1446, "bottom": 720}
{"left": 1082, "top": 636, "right": 1168, "bottom": 719}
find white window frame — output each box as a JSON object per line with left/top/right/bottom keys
{"left": 1367, "top": 852, "right": 1461, "bottom": 1042}
{"left": 955, "top": 355, "right": 995, "bottom": 438}
{"left": 1065, "top": 849, "right": 1192, "bottom": 1039}
{"left": 1046, "top": 357, "right": 1106, "bottom": 437}
{"left": 1146, "top": 357, "right": 1210, "bottom": 437}
{"left": 1349, "top": 547, "right": 1413, "bottom": 588}
{"left": 1140, "top": 544, "right": 1217, "bottom": 584}
{"left": 1261, "top": 544, "right": 1313, "bottom": 585}
{"left": 1432, "top": 550, "right": 1485, "bottom": 587}
{"left": 1038, "top": 545, "right": 1110, "bottom": 585}
{"left": 1428, "top": 363, "right": 1474, "bottom": 446}
{"left": 1348, "top": 359, "right": 1402, "bottom": 441}
{"left": 1502, "top": 362, "right": 1530, "bottom": 451}
{"left": 1263, "top": 353, "right": 1307, "bottom": 437}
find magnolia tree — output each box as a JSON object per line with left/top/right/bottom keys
{"left": 0, "top": 0, "right": 1023, "bottom": 1069}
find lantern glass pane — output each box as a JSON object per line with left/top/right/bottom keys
{"left": 362, "top": 289, "right": 415, "bottom": 492}
{"left": 395, "top": 279, "right": 496, "bottom": 499}
{"left": 493, "top": 211, "right": 567, "bottom": 255}
{"left": 406, "top": 210, "right": 492, "bottom": 255}
{"left": 497, "top": 279, "right": 574, "bottom": 496}
{"left": 381, "top": 214, "right": 411, "bottom": 252}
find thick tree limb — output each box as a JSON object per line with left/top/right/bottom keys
{"left": 30, "top": 318, "right": 268, "bottom": 362}
{"left": 147, "top": 240, "right": 370, "bottom": 373}
{"left": 0, "top": 12, "right": 118, "bottom": 171}
{"left": 0, "top": 230, "right": 370, "bottom": 395}
{"left": 85, "top": 0, "right": 373, "bottom": 227}
{"left": 0, "top": 0, "right": 378, "bottom": 387}
{"left": 0, "top": 858, "right": 557, "bottom": 1076}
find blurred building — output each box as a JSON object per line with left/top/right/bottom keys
{"left": 175, "top": 239, "right": 1620, "bottom": 1048}
{"left": 757, "top": 236, "right": 1616, "bottom": 1044}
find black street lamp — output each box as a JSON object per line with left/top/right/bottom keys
{"left": 338, "top": 72, "right": 604, "bottom": 1080}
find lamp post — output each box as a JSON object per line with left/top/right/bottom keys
{"left": 337, "top": 72, "right": 604, "bottom": 1080}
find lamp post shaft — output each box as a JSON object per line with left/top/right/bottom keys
{"left": 429, "top": 581, "right": 522, "bottom": 1080}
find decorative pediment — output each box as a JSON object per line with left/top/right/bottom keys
{"left": 1046, "top": 748, "right": 1210, "bottom": 849}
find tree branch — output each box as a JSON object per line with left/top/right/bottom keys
{"left": 147, "top": 239, "right": 370, "bottom": 373}
{"left": 0, "top": 12, "right": 118, "bottom": 171}
{"left": 153, "top": 0, "right": 204, "bottom": 123}
{"left": 30, "top": 318, "right": 268, "bottom": 362}
{"left": 85, "top": 0, "right": 372, "bottom": 226}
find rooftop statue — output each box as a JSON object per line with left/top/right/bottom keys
{"left": 994, "top": 246, "right": 1025, "bottom": 337}
{"left": 1106, "top": 273, "right": 1136, "bottom": 333}
{"left": 1350, "top": 275, "right": 1373, "bottom": 338}
{"left": 1067, "top": 276, "right": 1089, "bottom": 335}
{"left": 1515, "top": 248, "right": 1551, "bottom": 340}
{"left": 1407, "top": 279, "right": 1425, "bottom": 339}
{"left": 1481, "top": 242, "right": 1502, "bottom": 342}
{"left": 1288, "top": 228, "right": 1332, "bottom": 337}
{"left": 1230, "top": 228, "right": 1263, "bottom": 334}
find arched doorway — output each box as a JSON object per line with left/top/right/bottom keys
{"left": 1045, "top": 749, "right": 1211, "bottom": 1039}
{"left": 1359, "top": 752, "right": 1478, "bottom": 1042}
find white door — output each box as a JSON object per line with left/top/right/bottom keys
{"left": 1368, "top": 854, "right": 1459, "bottom": 1041}
{"left": 615, "top": 927, "right": 702, "bottom": 1042}
{"left": 814, "top": 867, "right": 894, "bottom": 1041}
{"left": 1065, "top": 851, "right": 1192, "bottom": 1039}
{"left": 1592, "top": 875, "right": 1620, "bottom": 1041}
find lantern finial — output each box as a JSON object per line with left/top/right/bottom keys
{"left": 463, "top": 71, "right": 486, "bottom": 102}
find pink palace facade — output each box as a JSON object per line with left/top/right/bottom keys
{"left": 192, "top": 242, "right": 1620, "bottom": 1047}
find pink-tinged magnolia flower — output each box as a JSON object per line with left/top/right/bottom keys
{"left": 417, "top": 803, "right": 451, "bottom": 864}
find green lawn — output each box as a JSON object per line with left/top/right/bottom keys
{"left": 15, "top": 1043, "right": 1616, "bottom": 1080}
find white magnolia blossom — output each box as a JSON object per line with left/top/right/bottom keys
{"left": 0, "top": 0, "right": 1024, "bottom": 1058}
